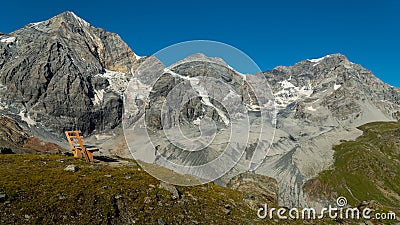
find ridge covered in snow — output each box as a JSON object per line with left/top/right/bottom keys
{"left": 134, "top": 53, "right": 143, "bottom": 60}
{"left": 274, "top": 79, "right": 313, "bottom": 108}
{"left": 92, "top": 70, "right": 129, "bottom": 105}
{"left": 68, "top": 11, "right": 91, "bottom": 27}
{"left": 0, "top": 37, "right": 16, "bottom": 43}
{"left": 307, "top": 55, "right": 331, "bottom": 63}
{"left": 164, "top": 68, "right": 231, "bottom": 125}
{"left": 27, "top": 21, "right": 45, "bottom": 28}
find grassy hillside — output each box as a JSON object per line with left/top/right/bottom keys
{"left": 305, "top": 121, "right": 400, "bottom": 210}
{"left": 0, "top": 154, "right": 280, "bottom": 225}
{"left": 0, "top": 154, "right": 375, "bottom": 224}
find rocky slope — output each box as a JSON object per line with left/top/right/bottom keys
{"left": 123, "top": 54, "right": 276, "bottom": 185}
{"left": 0, "top": 11, "right": 140, "bottom": 139}
{"left": 256, "top": 54, "right": 400, "bottom": 207}
{"left": 125, "top": 52, "right": 400, "bottom": 208}
{"left": 0, "top": 115, "right": 66, "bottom": 154}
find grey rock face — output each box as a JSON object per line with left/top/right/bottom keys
{"left": 0, "top": 115, "right": 31, "bottom": 153}
{"left": 123, "top": 54, "right": 276, "bottom": 185}
{"left": 124, "top": 53, "right": 400, "bottom": 207}
{"left": 0, "top": 11, "right": 139, "bottom": 136}
{"left": 256, "top": 54, "right": 400, "bottom": 207}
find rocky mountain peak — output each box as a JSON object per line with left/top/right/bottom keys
{"left": 258, "top": 53, "right": 400, "bottom": 207}
{"left": 56, "top": 11, "right": 90, "bottom": 25}
{"left": 306, "top": 53, "right": 348, "bottom": 63}
{"left": 272, "top": 53, "right": 350, "bottom": 74}
{"left": 266, "top": 52, "right": 400, "bottom": 108}
{"left": 24, "top": 11, "right": 91, "bottom": 32}
{"left": 170, "top": 53, "right": 239, "bottom": 75}
{"left": 0, "top": 12, "right": 140, "bottom": 137}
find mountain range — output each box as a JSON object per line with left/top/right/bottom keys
{"left": 0, "top": 11, "right": 399, "bottom": 210}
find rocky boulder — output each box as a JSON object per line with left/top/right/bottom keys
{"left": 227, "top": 172, "right": 279, "bottom": 210}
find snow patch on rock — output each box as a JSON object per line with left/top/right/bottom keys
{"left": 164, "top": 68, "right": 230, "bottom": 125}
{"left": 308, "top": 55, "right": 330, "bottom": 63}
{"left": 134, "top": 53, "right": 143, "bottom": 60}
{"left": 27, "top": 21, "right": 44, "bottom": 28}
{"left": 69, "top": 11, "right": 91, "bottom": 27}
{"left": 18, "top": 111, "right": 36, "bottom": 126}
{"left": 280, "top": 80, "right": 296, "bottom": 89}
{"left": 193, "top": 117, "right": 201, "bottom": 126}
{"left": 94, "top": 69, "right": 129, "bottom": 95}
{"left": 307, "top": 106, "right": 317, "bottom": 111}
{"left": 93, "top": 89, "right": 105, "bottom": 105}
{"left": 274, "top": 80, "right": 313, "bottom": 108}
{"left": 0, "top": 37, "right": 16, "bottom": 43}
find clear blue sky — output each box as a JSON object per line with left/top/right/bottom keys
{"left": 1, "top": 0, "right": 399, "bottom": 87}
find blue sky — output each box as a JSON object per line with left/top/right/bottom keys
{"left": 1, "top": 0, "right": 399, "bottom": 87}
